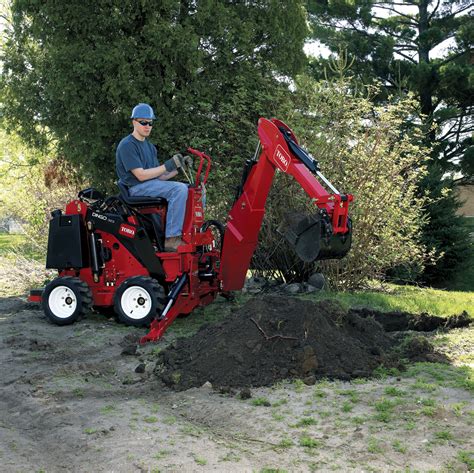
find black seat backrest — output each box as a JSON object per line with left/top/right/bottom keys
{"left": 117, "top": 181, "right": 167, "bottom": 206}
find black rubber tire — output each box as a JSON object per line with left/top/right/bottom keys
{"left": 114, "top": 276, "right": 165, "bottom": 327}
{"left": 42, "top": 276, "right": 92, "bottom": 326}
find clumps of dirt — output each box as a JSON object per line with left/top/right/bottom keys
{"left": 5, "top": 336, "right": 54, "bottom": 352}
{"left": 156, "top": 296, "right": 409, "bottom": 391}
{"left": 350, "top": 308, "right": 471, "bottom": 332}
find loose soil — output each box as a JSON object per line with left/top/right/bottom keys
{"left": 157, "top": 296, "right": 465, "bottom": 391}
{"left": 1, "top": 291, "right": 473, "bottom": 472}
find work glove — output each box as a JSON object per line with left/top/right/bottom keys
{"left": 164, "top": 153, "right": 184, "bottom": 172}
{"left": 183, "top": 155, "right": 193, "bottom": 167}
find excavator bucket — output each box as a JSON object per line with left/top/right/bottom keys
{"left": 279, "top": 212, "right": 352, "bottom": 263}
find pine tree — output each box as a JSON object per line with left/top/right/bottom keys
{"left": 307, "top": 0, "right": 473, "bottom": 176}
{"left": 307, "top": 0, "right": 473, "bottom": 285}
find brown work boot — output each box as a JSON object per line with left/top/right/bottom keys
{"left": 164, "top": 236, "right": 184, "bottom": 252}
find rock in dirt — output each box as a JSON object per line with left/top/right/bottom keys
{"left": 121, "top": 345, "right": 137, "bottom": 356}
{"left": 308, "top": 273, "right": 325, "bottom": 290}
{"left": 282, "top": 283, "right": 303, "bottom": 294}
{"left": 155, "top": 296, "right": 396, "bottom": 391}
{"left": 239, "top": 387, "right": 252, "bottom": 399}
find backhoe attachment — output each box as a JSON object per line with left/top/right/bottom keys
{"left": 220, "top": 118, "right": 353, "bottom": 291}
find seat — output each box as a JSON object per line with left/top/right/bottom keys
{"left": 117, "top": 182, "right": 167, "bottom": 206}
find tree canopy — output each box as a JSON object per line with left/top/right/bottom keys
{"left": 307, "top": 0, "right": 473, "bottom": 176}
{"left": 1, "top": 0, "right": 307, "bottom": 194}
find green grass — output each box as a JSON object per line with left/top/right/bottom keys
{"left": 403, "top": 362, "right": 473, "bottom": 392}
{"left": 166, "top": 295, "right": 249, "bottom": 338}
{"left": 294, "top": 417, "right": 317, "bottom": 427}
{"left": 194, "top": 456, "right": 207, "bottom": 466}
{"left": 0, "top": 233, "right": 25, "bottom": 252}
{"left": 457, "top": 450, "right": 474, "bottom": 469}
{"left": 305, "top": 283, "right": 473, "bottom": 317}
{"left": 143, "top": 416, "right": 159, "bottom": 423}
{"left": 367, "top": 437, "right": 383, "bottom": 454}
{"left": 0, "top": 233, "right": 43, "bottom": 261}
{"left": 299, "top": 436, "right": 321, "bottom": 449}
{"left": 252, "top": 397, "right": 271, "bottom": 407}
{"left": 99, "top": 404, "right": 118, "bottom": 415}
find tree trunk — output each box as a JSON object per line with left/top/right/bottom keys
{"left": 418, "top": 0, "right": 435, "bottom": 140}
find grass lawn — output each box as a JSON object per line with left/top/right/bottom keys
{"left": 307, "top": 284, "right": 473, "bottom": 318}
{"left": 0, "top": 233, "right": 26, "bottom": 253}
{"left": 0, "top": 233, "right": 43, "bottom": 261}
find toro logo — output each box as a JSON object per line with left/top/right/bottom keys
{"left": 119, "top": 224, "right": 136, "bottom": 238}
{"left": 273, "top": 145, "right": 290, "bottom": 172}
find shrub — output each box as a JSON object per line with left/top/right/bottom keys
{"left": 253, "top": 76, "right": 430, "bottom": 289}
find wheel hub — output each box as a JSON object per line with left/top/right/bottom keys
{"left": 48, "top": 286, "right": 78, "bottom": 318}
{"left": 120, "top": 286, "right": 153, "bottom": 320}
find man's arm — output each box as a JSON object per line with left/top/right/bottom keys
{"left": 131, "top": 155, "right": 182, "bottom": 182}
{"left": 131, "top": 165, "right": 169, "bottom": 182}
{"left": 159, "top": 170, "right": 178, "bottom": 181}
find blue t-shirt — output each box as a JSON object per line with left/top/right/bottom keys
{"left": 116, "top": 134, "right": 160, "bottom": 187}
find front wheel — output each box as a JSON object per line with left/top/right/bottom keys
{"left": 43, "top": 276, "right": 92, "bottom": 326}
{"left": 114, "top": 276, "right": 165, "bottom": 326}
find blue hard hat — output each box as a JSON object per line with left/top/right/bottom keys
{"left": 130, "top": 103, "right": 156, "bottom": 119}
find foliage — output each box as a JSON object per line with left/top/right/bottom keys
{"left": 254, "top": 75, "right": 430, "bottom": 289}
{"left": 0, "top": 128, "right": 82, "bottom": 252}
{"left": 307, "top": 0, "right": 473, "bottom": 177}
{"left": 417, "top": 165, "right": 473, "bottom": 286}
{"left": 306, "top": 1, "right": 474, "bottom": 285}
{"left": 1, "top": 0, "right": 307, "bottom": 209}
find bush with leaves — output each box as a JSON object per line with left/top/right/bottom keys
{"left": 0, "top": 130, "right": 82, "bottom": 255}
{"left": 253, "top": 76, "right": 431, "bottom": 290}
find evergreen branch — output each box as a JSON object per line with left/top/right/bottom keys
{"left": 438, "top": 120, "right": 463, "bottom": 142}
{"left": 442, "top": 145, "right": 468, "bottom": 161}
{"left": 448, "top": 4, "right": 474, "bottom": 18}
{"left": 435, "top": 49, "right": 472, "bottom": 68}
{"left": 346, "top": 19, "right": 377, "bottom": 39}
{"left": 428, "top": 0, "right": 441, "bottom": 21}
{"left": 430, "top": 32, "right": 456, "bottom": 49}
{"left": 372, "top": 5, "right": 418, "bottom": 25}
{"left": 374, "top": 1, "right": 419, "bottom": 7}
{"left": 374, "top": 22, "right": 418, "bottom": 42}
{"left": 394, "top": 50, "right": 418, "bottom": 63}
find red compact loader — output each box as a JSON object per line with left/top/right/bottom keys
{"left": 29, "top": 118, "right": 353, "bottom": 343}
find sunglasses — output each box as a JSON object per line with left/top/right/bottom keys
{"left": 136, "top": 120, "right": 154, "bottom": 126}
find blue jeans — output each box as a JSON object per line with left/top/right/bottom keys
{"left": 129, "top": 179, "right": 188, "bottom": 238}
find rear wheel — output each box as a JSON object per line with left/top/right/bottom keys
{"left": 43, "top": 276, "right": 92, "bottom": 326}
{"left": 114, "top": 276, "right": 165, "bottom": 326}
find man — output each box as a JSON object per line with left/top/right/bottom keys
{"left": 116, "top": 103, "right": 188, "bottom": 252}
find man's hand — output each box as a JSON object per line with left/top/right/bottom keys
{"left": 183, "top": 155, "right": 193, "bottom": 167}
{"left": 164, "top": 153, "right": 184, "bottom": 172}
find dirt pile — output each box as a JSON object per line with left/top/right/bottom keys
{"left": 350, "top": 307, "right": 471, "bottom": 332}
{"left": 156, "top": 297, "right": 471, "bottom": 391}
{"left": 156, "top": 297, "right": 400, "bottom": 390}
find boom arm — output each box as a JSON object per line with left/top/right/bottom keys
{"left": 220, "top": 118, "right": 353, "bottom": 291}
